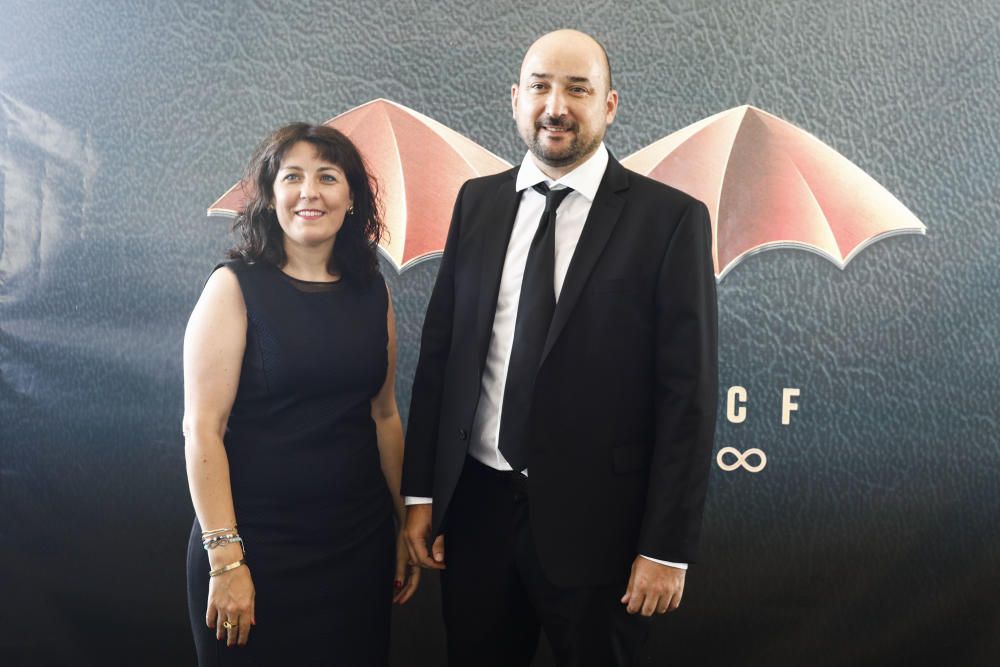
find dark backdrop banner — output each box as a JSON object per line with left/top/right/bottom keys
{"left": 1, "top": 1, "right": 998, "bottom": 665}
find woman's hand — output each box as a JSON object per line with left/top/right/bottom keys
{"left": 206, "top": 550, "right": 255, "bottom": 647}
{"left": 392, "top": 530, "right": 420, "bottom": 605}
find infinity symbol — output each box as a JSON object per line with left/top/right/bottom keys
{"left": 716, "top": 447, "right": 767, "bottom": 473}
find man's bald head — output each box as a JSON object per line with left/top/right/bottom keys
{"left": 519, "top": 29, "right": 613, "bottom": 93}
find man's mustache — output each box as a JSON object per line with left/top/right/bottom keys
{"left": 535, "top": 116, "right": 577, "bottom": 131}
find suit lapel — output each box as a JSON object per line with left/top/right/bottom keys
{"left": 475, "top": 168, "right": 521, "bottom": 372}
{"left": 540, "top": 158, "right": 629, "bottom": 364}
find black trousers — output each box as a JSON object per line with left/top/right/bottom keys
{"left": 440, "top": 456, "right": 650, "bottom": 667}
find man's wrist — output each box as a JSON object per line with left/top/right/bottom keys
{"left": 640, "top": 554, "right": 688, "bottom": 570}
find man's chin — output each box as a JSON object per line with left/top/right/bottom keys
{"left": 530, "top": 142, "right": 580, "bottom": 168}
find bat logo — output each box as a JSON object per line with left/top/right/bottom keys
{"left": 209, "top": 100, "right": 926, "bottom": 279}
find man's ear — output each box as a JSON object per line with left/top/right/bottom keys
{"left": 511, "top": 84, "right": 519, "bottom": 120}
{"left": 605, "top": 89, "right": 620, "bottom": 125}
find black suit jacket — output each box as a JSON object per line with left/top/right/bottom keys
{"left": 402, "top": 155, "right": 718, "bottom": 587}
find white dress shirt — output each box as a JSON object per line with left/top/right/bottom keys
{"left": 406, "top": 144, "right": 686, "bottom": 570}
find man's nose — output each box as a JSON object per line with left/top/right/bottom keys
{"left": 544, "top": 89, "right": 568, "bottom": 117}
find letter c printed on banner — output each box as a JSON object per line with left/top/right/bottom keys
{"left": 717, "top": 446, "right": 767, "bottom": 473}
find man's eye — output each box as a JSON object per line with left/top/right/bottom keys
{"left": 530, "top": 83, "right": 547, "bottom": 91}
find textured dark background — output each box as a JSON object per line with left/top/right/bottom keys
{"left": 1, "top": 1, "right": 998, "bottom": 665}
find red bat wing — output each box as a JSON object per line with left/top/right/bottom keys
{"left": 208, "top": 99, "right": 511, "bottom": 272}
{"left": 207, "top": 181, "right": 249, "bottom": 218}
{"left": 622, "top": 106, "right": 926, "bottom": 279}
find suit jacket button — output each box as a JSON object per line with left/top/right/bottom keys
{"left": 458, "top": 429, "right": 469, "bottom": 441}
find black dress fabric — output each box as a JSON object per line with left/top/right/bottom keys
{"left": 186, "top": 259, "right": 394, "bottom": 666}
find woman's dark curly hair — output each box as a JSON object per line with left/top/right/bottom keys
{"left": 229, "top": 123, "right": 385, "bottom": 284}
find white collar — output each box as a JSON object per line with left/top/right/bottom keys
{"left": 514, "top": 142, "right": 609, "bottom": 202}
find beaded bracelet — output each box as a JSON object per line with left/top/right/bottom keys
{"left": 201, "top": 526, "right": 237, "bottom": 538}
{"left": 203, "top": 532, "right": 245, "bottom": 558}
{"left": 203, "top": 535, "right": 244, "bottom": 551}
{"left": 209, "top": 559, "right": 247, "bottom": 577}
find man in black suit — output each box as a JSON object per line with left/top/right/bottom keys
{"left": 402, "top": 29, "right": 718, "bottom": 667}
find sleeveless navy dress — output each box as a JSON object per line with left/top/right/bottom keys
{"left": 186, "top": 259, "right": 394, "bottom": 666}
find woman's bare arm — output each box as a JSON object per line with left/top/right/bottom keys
{"left": 372, "top": 291, "right": 405, "bottom": 523}
{"left": 371, "top": 289, "right": 419, "bottom": 603}
{"left": 182, "top": 266, "right": 255, "bottom": 645}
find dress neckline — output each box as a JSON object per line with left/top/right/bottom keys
{"left": 282, "top": 272, "right": 341, "bottom": 285}
{"left": 270, "top": 265, "right": 343, "bottom": 293}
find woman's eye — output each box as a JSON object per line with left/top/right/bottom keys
{"left": 321, "top": 174, "right": 337, "bottom": 182}
{"left": 282, "top": 173, "right": 299, "bottom": 181}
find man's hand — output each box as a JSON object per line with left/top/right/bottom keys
{"left": 403, "top": 503, "right": 446, "bottom": 570}
{"left": 620, "top": 556, "right": 685, "bottom": 616}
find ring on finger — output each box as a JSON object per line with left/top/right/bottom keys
{"left": 223, "top": 619, "right": 238, "bottom": 630}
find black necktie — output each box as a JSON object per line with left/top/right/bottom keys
{"left": 499, "top": 183, "right": 574, "bottom": 471}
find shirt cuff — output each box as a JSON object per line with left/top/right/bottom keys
{"left": 640, "top": 555, "right": 688, "bottom": 570}
{"left": 404, "top": 496, "right": 433, "bottom": 506}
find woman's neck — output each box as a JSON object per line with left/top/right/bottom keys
{"left": 281, "top": 239, "right": 339, "bottom": 282}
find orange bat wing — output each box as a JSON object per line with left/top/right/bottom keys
{"left": 622, "top": 105, "right": 926, "bottom": 280}
{"left": 208, "top": 99, "right": 512, "bottom": 272}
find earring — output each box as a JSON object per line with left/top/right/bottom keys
{"left": 347, "top": 206, "right": 355, "bottom": 215}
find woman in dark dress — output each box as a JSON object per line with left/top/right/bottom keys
{"left": 183, "top": 123, "right": 419, "bottom": 665}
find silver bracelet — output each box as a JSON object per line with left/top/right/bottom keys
{"left": 208, "top": 558, "right": 246, "bottom": 577}
{"left": 203, "top": 535, "right": 243, "bottom": 551}
{"left": 201, "top": 526, "right": 237, "bottom": 538}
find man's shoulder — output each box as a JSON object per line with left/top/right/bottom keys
{"left": 459, "top": 166, "right": 519, "bottom": 199}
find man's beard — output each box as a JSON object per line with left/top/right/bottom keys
{"left": 526, "top": 116, "right": 602, "bottom": 168}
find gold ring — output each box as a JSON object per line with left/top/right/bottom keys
{"left": 222, "top": 620, "right": 238, "bottom": 630}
